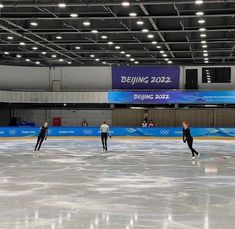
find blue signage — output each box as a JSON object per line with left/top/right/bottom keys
{"left": 108, "top": 90, "right": 235, "bottom": 104}
{"left": 0, "top": 127, "right": 235, "bottom": 138}
{"left": 112, "top": 66, "right": 180, "bottom": 89}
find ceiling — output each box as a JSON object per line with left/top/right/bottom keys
{"left": 0, "top": 0, "right": 235, "bottom": 66}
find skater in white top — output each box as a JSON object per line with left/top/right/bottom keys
{"left": 100, "top": 122, "right": 110, "bottom": 151}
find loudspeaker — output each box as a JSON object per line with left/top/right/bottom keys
{"left": 185, "top": 69, "right": 198, "bottom": 89}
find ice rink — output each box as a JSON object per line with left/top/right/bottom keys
{"left": 0, "top": 138, "right": 234, "bottom": 229}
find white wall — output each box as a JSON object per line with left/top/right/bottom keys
{"left": 59, "top": 67, "right": 112, "bottom": 90}
{"left": 1, "top": 65, "right": 235, "bottom": 91}
{"left": 0, "top": 65, "right": 50, "bottom": 90}
{"left": 0, "top": 65, "right": 112, "bottom": 91}
{"left": 183, "top": 66, "right": 235, "bottom": 90}
{"left": 15, "top": 109, "right": 112, "bottom": 127}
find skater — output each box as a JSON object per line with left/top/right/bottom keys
{"left": 100, "top": 121, "right": 110, "bottom": 151}
{"left": 34, "top": 122, "right": 48, "bottom": 156}
{"left": 182, "top": 121, "right": 200, "bottom": 160}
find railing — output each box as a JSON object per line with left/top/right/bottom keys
{"left": 0, "top": 90, "right": 108, "bottom": 103}
{"left": 0, "top": 127, "right": 235, "bottom": 138}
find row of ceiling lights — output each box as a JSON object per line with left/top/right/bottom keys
{"left": 3, "top": 50, "right": 72, "bottom": 65}
{"left": 195, "top": 0, "right": 209, "bottom": 64}
{"left": 57, "top": 1, "right": 172, "bottom": 65}
{"left": 121, "top": 1, "right": 172, "bottom": 64}
{"left": 2, "top": 1, "right": 150, "bottom": 65}
{"left": 0, "top": 0, "right": 204, "bottom": 8}
{"left": 1, "top": 1, "right": 208, "bottom": 65}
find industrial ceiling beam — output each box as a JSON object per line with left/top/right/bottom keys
{"left": 1, "top": 13, "right": 235, "bottom": 20}
{"left": 0, "top": 19, "right": 84, "bottom": 64}
{"left": 2, "top": 0, "right": 235, "bottom": 7}
{"left": 1, "top": 28, "right": 234, "bottom": 35}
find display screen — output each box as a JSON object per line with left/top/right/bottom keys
{"left": 202, "top": 67, "right": 231, "bottom": 83}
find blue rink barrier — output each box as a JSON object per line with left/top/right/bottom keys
{"left": 0, "top": 127, "right": 235, "bottom": 138}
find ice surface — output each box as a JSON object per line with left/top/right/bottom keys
{"left": 0, "top": 138, "right": 234, "bottom": 229}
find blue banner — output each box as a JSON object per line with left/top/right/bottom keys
{"left": 112, "top": 66, "right": 180, "bottom": 89}
{"left": 0, "top": 127, "right": 235, "bottom": 138}
{"left": 108, "top": 90, "right": 235, "bottom": 104}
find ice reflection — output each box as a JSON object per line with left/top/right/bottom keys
{"left": 205, "top": 165, "right": 218, "bottom": 175}
{"left": 0, "top": 139, "right": 234, "bottom": 229}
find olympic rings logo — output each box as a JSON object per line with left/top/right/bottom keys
{"left": 48, "top": 129, "right": 53, "bottom": 135}
{"left": 160, "top": 129, "right": 170, "bottom": 136}
{"left": 9, "top": 129, "right": 17, "bottom": 136}
{"left": 83, "top": 129, "right": 93, "bottom": 135}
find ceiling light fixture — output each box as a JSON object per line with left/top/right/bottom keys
{"left": 196, "top": 11, "right": 204, "bottom": 16}
{"left": 91, "top": 30, "right": 98, "bottom": 33}
{"left": 4, "top": 51, "right": 9, "bottom": 55}
{"left": 42, "top": 51, "right": 47, "bottom": 55}
{"left": 90, "top": 54, "right": 95, "bottom": 58}
{"left": 147, "top": 34, "right": 154, "bottom": 39}
{"left": 58, "top": 3, "right": 66, "bottom": 8}
{"left": 122, "top": 2, "right": 130, "bottom": 7}
{"left": 115, "top": 46, "right": 121, "bottom": 49}
{"left": 199, "top": 28, "right": 206, "bottom": 32}
{"left": 30, "top": 21, "right": 38, "bottom": 26}
{"left": 67, "top": 61, "right": 72, "bottom": 64}
{"left": 101, "top": 35, "right": 108, "bottom": 39}
{"left": 7, "top": 36, "right": 13, "bottom": 40}
{"left": 19, "top": 42, "right": 26, "bottom": 46}
{"left": 137, "top": 20, "right": 144, "bottom": 25}
{"left": 83, "top": 21, "right": 91, "bottom": 26}
{"left": 142, "top": 29, "right": 149, "bottom": 33}
{"left": 16, "top": 54, "right": 22, "bottom": 58}
{"left": 32, "top": 46, "right": 38, "bottom": 50}
{"left": 200, "top": 34, "right": 207, "bottom": 37}
{"left": 75, "top": 46, "right": 81, "bottom": 50}
{"left": 195, "top": 0, "right": 203, "bottom": 4}
{"left": 70, "top": 13, "right": 78, "bottom": 18}
{"left": 129, "top": 12, "right": 137, "bottom": 17}
{"left": 26, "top": 58, "right": 30, "bottom": 62}
{"left": 198, "top": 19, "right": 205, "bottom": 24}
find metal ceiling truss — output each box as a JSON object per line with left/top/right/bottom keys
{"left": 0, "top": 0, "right": 235, "bottom": 66}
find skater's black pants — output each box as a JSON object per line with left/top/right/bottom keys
{"left": 34, "top": 135, "right": 45, "bottom": 151}
{"left": 101, "top": 132, "right": 108, "bottom": 150}
{"left": 186, "top": 137, "right": 198, "bottom": 157}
